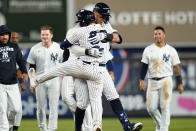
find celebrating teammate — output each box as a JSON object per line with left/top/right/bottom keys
{"left": 73, "top": 3, "right": 143, "bottom": 131}
{"left": 27, "top": 25, "right": 63, "bottom": 131}
{"left": 0, "top": 25, "right": 28, "bottom": 131}
{"left": 139, "top": 26, "right": 184, "bottom": 131}
{"left": 28, "top": 10, "right": 107, "bottom": 131}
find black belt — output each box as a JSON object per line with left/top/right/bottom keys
{"left": 151, "top": 77, "right": 165, "bottom": 81}
{"left": 83, "top": 61, "right": 106, "bottom": 67}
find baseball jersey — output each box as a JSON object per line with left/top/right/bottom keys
{"left": 65, "top": 24, "right": 113, "bottom": 64}
{"left": 27, "top": 42, "right": 63, "bottom": 75}
{"left": 141, "top": 43, "right": 180, "bottom": 78}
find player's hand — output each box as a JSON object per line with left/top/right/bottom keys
{"left": 178, "top": 84, "right": 184, "bottom": 94}
{"left": 30, "top": 87, "right": 35, "bottom": 94}
{"left": 88, "top": 32, "right": 106, "bottom": 44}
{"left": 109, "top": 71, "right": 115, "bottom": 81}
{"left": 86, "top": 48, "right": 103, "bottom": 58}
{"left": 22, "top": 73, "right": 28, "bottom": 82}
{"left": 139, "top": 80, "right": 146, "bottom": 91}
{"left": 20, "top": 83, "right": 26, "bottom": 91}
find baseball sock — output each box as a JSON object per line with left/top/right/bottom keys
{"left": 110, "top": 98, "right": 132, "bottom": 130}
{"left": 13, "top": 126, "right": 19, "bottom": 131}
{"left": 75, "top": 107, "right": 85, "bottom": 131}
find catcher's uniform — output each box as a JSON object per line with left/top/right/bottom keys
{"left": 141, "top": 43, "right": 180, "bottom": 131}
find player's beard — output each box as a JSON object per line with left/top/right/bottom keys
{"left": 1, "top": 38, "right": 9, "bottom": 44}
{"left": 155, "top": 37, "right": 161, "bottom": 44}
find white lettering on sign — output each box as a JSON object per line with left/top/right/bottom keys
{"left": 110, "top": 11, "right": 196, "bottom": 26}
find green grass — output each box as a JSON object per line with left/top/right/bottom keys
{"left": 20, "top": 117, "right": 196, "bottom": 131}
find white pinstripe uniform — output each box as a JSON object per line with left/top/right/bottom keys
{"left": 74, "top": 22, "right": 120, "bottom": 130}
{"left": 141, "top": 43, "right": 180, "bottom": 131}
{"left": 35, "top": 24, "right": 108, "bottom": 129}
{"left": 27, "top": 42, "right": 63, "bottom": 131}
{"left": 61, "top": 51, "right": 93, "bottom": 131}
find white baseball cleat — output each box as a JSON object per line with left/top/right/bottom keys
{"left": 131, "top": 122, "right": 143, "bottom": 131}
{"left": 28, "top": 68, "right": 38, "bottom": 88}
{"left": 93, "top": 125, "right": 102, "bottom": 131}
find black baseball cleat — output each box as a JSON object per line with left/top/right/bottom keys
{"left": 131, "top": 122, "right": 143, "bottom": 131}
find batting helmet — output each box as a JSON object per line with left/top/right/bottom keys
{"left": 76, "top": 9, "right": 96, "bottom": 27}
{"left": 93, "top": 2, "right": 111, "bottom": 22}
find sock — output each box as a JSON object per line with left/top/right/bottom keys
{"left": 75, "top": 107, "right": 85, "bottom": 131}
{"left": 13, "top": 126, "right": 19, "bottom": 131}
{"left": 110, "top": 98, "right": 132, "bottom": 130}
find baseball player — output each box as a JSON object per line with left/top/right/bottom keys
{"left": 8, "top": 31, "right": 26, "bottom": 131}
{"left": 72, "top": 3, "right": 143, "bottom": 131}
{"left": 27, "top": 25, "right": 63, "bottom": 131}
{"left": 28, "top": 10, "right": 108, "bottom": 131}
{"left": 0, "top": 25, "right": 28, "bottom": 131}
{"left": 139, "top": 26, "right": 184, "bottom": 131}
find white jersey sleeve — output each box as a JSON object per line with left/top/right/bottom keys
{"left": 27, "top": 45, "right": 36, "bottom": 64}
{"left": 141, "top": 47, "right": 149, "bottom": 64}
{"left": 171, "top": 47, "right": 180, "bottom": 66}
{"left": 104, "top": 22, "right": 117, "bottom": 34}
{"left": 65, "top": 27, "right": 80, "bottom": 45}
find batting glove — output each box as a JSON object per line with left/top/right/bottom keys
{"left": 85, "top": 48, "right": 103, "bottom": 58}
{"left": 88, "top": 32, "right": 107, "bottom": 44}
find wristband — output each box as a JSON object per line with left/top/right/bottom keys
{"left": 176, "top": 76, "right": 182, "bottom": 85}
{"left": 18, "top": 78, "right": 24, "bottom": 84}
{"left": 106, "top": 33, "right": 113, "bottom": 41}
{"left": 85, "top": 49, "right": 89, "bottom": 55}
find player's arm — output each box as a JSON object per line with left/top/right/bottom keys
{"left": 88, "top": 31, "right": 122, "bottom": 44}
{"left": 139, "top": 62, "right": 148, "bottom": 91}
{"left": 17, "top": 68, "right": 26, "bottom": 91}
{"left": 106, "top": 60, "right": 115, "bottom": 81}
{"left": 173, "top": 64, "right": 184, "bottom": 94}
{"left": 110, "top": 32, "right": 122, "bottom": 44}
{"left": 16, "top": 44, "right": 28, "bottom": 83}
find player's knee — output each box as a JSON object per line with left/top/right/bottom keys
{"left": 62, "top": 95, "right": 73, "bottom": 104}
{"left": 77, "top": 102, "right": 90, "bottom": 110}
{"left": 146, "top": 104, "right": 157, "bottom": 114}
{"left": 160, "top": 105, "right": 169, "bottom": 112}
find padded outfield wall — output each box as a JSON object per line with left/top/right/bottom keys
{"left": 19, "top": 47, "right": 196, "bottom": 118}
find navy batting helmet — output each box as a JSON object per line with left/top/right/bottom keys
{"left": 93, "top": 2, "right": 111, "bottom": 22}
{"left": 76, "top": 9, "right": 96, "bottom": 27}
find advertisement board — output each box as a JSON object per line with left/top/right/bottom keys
{"left": 74, "top": 0, "right": 196, "bottom": 47}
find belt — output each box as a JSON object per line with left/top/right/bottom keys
{"left": 83, "top": 61, "right": 106, "bottom": 67}
{"left": 151, "top": 77, "right": 166, "bottom": 81}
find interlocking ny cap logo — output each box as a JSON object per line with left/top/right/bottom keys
{"left": 162, "top": 53, "right": 170, "bottom": 62}
{"left": 50, "top": 53, "right": 58, "bottom": 61}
